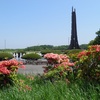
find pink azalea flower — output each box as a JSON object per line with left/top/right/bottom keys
{"left": 0, "top": 66, "right": 10, "bottom": 74}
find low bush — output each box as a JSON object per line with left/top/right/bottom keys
{"left": 42, "top": 53, "right": 75, "bottom": 82}
{"left": 42, "top": 45, "right": 100, "bottom": 84}
{"left": 65, "top": 49, "right": 83, "bottom": 62}
{"left": 0, "top": 52, "right": 13, "bottom": 61}
{"left": 75, "top": 45, "right": 100, "bottom": 83}
{"left": 65, "top": 49, "right": 82, "bottom": 55}
{"left": 0, "top": 59, "right": 25, "bottom": 87}
{"left": 41, "top": 50, "right": 62, "bottom": 56}
{"left": 21, "top": 53, "right": 42, "bottom": 60}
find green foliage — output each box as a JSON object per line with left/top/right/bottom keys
{"left": 53, "top": 45, "right": 68, "bottom": 50}
{"left": 21, "top": 53, "right": 42, "bottom": 60}
{"left": 43, "top": 53, "right": 75, "bottom": 82}
{"left": 0, "top": 44, "right": 88, "bottom": 52}
{"left": 75, "top": 45, "right": 100, "bottom": 83}
{"left": 0, "top": 73, "right": 17, "bottom": 87}
{"left": 25, "top": 45, "right": 68, "bottom": 51}
{"left": 89, "top": 40, "right": 94, "bottom": 45}
{"left": 0, "top": 52, "right": 13, "bottom": 61}
{"left": 41, "top": 50, "right": 62, "bottom": 56}
{"left": 43, "top": 65, "right": 73, "bottom": 82}
{"left": 15, "top": 49, "right": 26, "bottom": 53}
{"left": 93, "top": 36, "right": 100, "bottom": 45}
{"left": 65, "top": 49, "right": 83, "bottom": 62}
{"left": 96, "top": 30, "right": 100, "bottom": 36}
{"left": 25, "top": 45, "right": 54, "bottom": 51}
{"left": 0, "top": 60, "right": 25, "bottom": 88}
{"left": 89, "top": 30, "right": 100, "bottom": 45}
{"left": 0, "top": 74, "right": 100, "bottom": 100}
{"left": 65, "top": 49, "right": 82, "bottom": 54}
{"left": 0, "top": 45, "right": 100, "bottom": 99}
{"left": 24, "top": 44, "right": 88, "bottom": 52}
{"left": 42, "top": 45, "right": 100, "bottom": 84}
{"left": 80, "top": 44, "right": 88, "bottom": 49}
{"left": 41, "top": 50, "right": 52, "bottom": 55}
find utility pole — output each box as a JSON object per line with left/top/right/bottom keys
{"left": 4, "top": 40, "right": 6, "bottom": 50}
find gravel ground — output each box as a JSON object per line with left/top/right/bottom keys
{"left": 18, "top": 64, "right": 46, "bottom": 75}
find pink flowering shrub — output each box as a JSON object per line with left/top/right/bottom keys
{"left": 0, "top": 59, "right": 25, "bottom": 87}
{"left": 43, "top": 53, "right": 74, "bottom": 82}
{"left": 75, "top": 45, "right": 100, "bottom": 83}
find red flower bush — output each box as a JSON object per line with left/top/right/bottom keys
{"left": 89, "top": 45, "right": 100, "bottom": 52}
{"left": 43, "top": 45, "right": 100, "bottom": 83}
{"left": 0, "top": 59, "right": 25, "bottom": 87}
{"left": 0, "top": 59, "right": 25, "bottom": 74}
{"left": 44, "top": 53, "right": 70, "bottom": 64}
{"left": 43, "top": 53, "right": 75, "bottom": 82}
{"left": 75, "top": 45, "right": 100, "bottom": 83}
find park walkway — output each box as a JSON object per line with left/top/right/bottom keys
{"left": 18, "top": 64, "right": 46, "bottom": 75}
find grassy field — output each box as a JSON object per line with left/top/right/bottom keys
{"left": 0, "top": 74, "right": 100, "bottom": 100}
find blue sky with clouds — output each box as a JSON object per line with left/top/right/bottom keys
{"left": 0, "top": 0, "right": 100, "bottom": 49}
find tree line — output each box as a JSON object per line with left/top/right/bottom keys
{"left": 0, "top": 29, "right": 100, "bottom": 52}
{"left": 24, "top": 44, "right": 88, "bottom": 51}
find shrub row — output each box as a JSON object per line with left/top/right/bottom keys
{"left": 21, "top": 53, "right": 42, "bottom": 60}
{"left": 0, "top": 52, "right": 13, "bottom": 61}
{"left": 42, "top": 45, "right": 100, "bottom": 83}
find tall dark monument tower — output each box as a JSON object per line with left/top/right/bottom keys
{"left": 68, "top": 7, "right": 80, "bottom": 49}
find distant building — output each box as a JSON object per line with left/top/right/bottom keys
{"left": 68, "top": 7, "right": 80, "bottom": 49}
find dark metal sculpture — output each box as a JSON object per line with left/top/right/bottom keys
{"left": 68, "top": 7, "right": 80, "bottom": 49}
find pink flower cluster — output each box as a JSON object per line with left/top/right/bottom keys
{"left": 78, "top": 45, "right": 100, "bottom": 58}
{"left": 0, "top": 59, "right": 25, "bottom": 75}
{"left": 44, "top": 53, "right": 74, "bottom": 73}
{"left": 44, "top": 53, "right": 70, "bottom": 64}
{"left": 77, "top": 50, "right": 90, "bottom": 58}
{"left": 89, "top": 45, "right": 100, "bottom": 52}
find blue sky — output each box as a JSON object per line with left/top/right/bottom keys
{"left": 0, "top": 0, "right": 100, "bottom": 49}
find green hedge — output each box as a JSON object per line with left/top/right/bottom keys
{"left": 0, "top": 52, "right": 13, "bottom": 61}
{"left": 65, "top": 49, "right": 83, "bottom": 55}
{"left": 41, "top": 50, "right": 62, "bottom": 56}
{"left": 21, "top": 53, "right": 42, "bottom": 60}
{"left": 64, "top": 49, "right": 83, "bottom": 62}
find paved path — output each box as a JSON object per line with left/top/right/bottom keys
{"left": 18, "top": 64, "right": 46, "bottom": 75}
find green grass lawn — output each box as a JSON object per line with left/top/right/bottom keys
{"left": 0, "top": 74, "right": 100, "bottom": 100}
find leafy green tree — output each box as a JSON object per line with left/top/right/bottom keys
{"left": 80, "top": 44, "right": 88, "bottom": 49}
{"left": 89, "top": 30, "right": 100, "bottom": 45}
{"left": 96, "top": 30, "right": 100, "bottom": 36}
{"left": 88, "top": 40, "right": 94, "bottom": 45}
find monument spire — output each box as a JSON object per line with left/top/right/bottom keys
{"left": 68, "top": 7, "right": 80, "bottom": 49}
